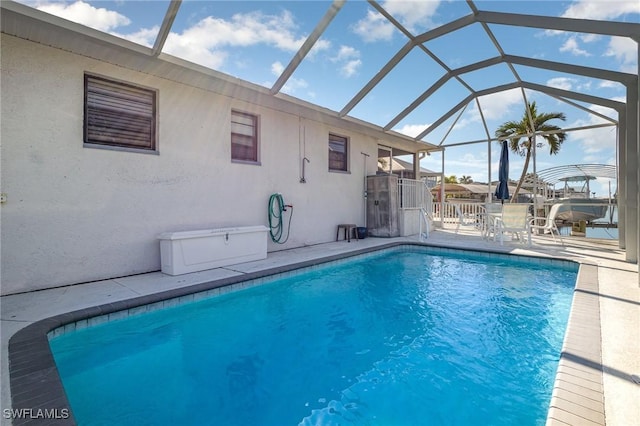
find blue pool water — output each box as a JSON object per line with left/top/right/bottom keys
{"left": 50, "top": 248, "right": 577, "bottom": 425}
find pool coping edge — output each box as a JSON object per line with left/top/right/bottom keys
{"left": 547, "top": 262, "right": 605, "bottom": 426}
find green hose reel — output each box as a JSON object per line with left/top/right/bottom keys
{"left": 268, "top": 193, "right": 293, "bottom": 244}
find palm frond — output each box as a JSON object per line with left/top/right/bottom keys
{"left": 494, "top": 101, "right": 567, "bottom": 201}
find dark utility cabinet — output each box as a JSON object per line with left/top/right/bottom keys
{"left": 366, "top": 175, "right": 399, "bottom": 237}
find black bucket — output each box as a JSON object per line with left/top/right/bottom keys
{"left": 356, "top": 227, "right": 368, "bottom": 239}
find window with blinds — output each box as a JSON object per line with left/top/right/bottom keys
{"left": 329, "top": 133, "right": 348, "bottom": 172}
{"left": 231, "top": 110, "right": 258, "bottom": 162}
{"left": 84, "top": 74, "right": 157, "bottom": 152}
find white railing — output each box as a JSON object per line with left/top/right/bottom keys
{"left": 435, "top": 201, "right": 618, "bottom": 225}
{"left": 398, "top": 178, "right": 434, "bottom": 239}
{"left": 419, "top": 207, "right": 431, "bottom": 240}
{"left": 434, "top": 201, "right": 486, "bottom": 223}
{"left": 398, "top": 178, "right": 432, "bottom": 213}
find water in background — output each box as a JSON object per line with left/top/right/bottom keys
{"left": 50, "top": 249, "right": 576, "bottom": 426}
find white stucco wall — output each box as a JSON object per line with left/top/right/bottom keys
{"left": 0, "top": 35, "right": 394, "bottom": 295}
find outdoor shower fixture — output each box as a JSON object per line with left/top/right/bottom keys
{"left": 300, "top": 157, "right": 310, "bottom": 183}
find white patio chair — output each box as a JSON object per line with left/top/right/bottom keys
{"left": 483, "top": 203, "right": 503, "bottom": 240}
{"left": 529, "top": 203, "right": 564, "bottom": 244}
{"left": 454, "top": 204, "right": 483, "bottom": 234}
{"left": 494, "top": 204, "right": 531, "bottom": 246}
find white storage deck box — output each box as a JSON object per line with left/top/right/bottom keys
{"left": 158, "top": 226, "right": 268, "bottom": 275}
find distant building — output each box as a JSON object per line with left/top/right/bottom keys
{"left": 431, "top": 183, "right": 530, "bottom": 203}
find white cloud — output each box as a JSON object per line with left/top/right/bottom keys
{"left": 34, "top": 2, "right": 318, "bottom": 71}
{"left": 475, "top": 89, "right": 527, "bottom": 122}
{"left": 330, "top": 45, "right": 362, "bottom": 78}
{"left": 573, "top": 125, "right": 616, "bottom": 154}
{"left": 352, "top": 9, "right": 395, "bottom": 42}
{"left": 418, "top": 90, "right": 526, "bottom": 138}
{"left": 341, "top": 59, "right": 363, "bottom": 78}
{"left": 158, "top": 10, "right": 311, "bottom": 70}
{"left": 232, "top": 10, "right": 304, "bottom": 51}
{"left": 271, "top": 61, "right": 285, "bottom": 75}
{"left": 382, "top": 0, "right": 440, "bottom": 32}
{"left": 579, "top": 33, "right": 601, "bottom": 43}
{"left": 163, "top": 31, "right": 228, "bottom": 69}
{"left": 37, "top": 0, "right": 130, "bottom": 32}
{"left": 420, "top": 142, "right": 535, "bottom": 185}
{"left": 115, "top": 26, "right": 157, "bottom": 48}
{"left": 430, "top": 148, "right": 501, "bottom": 183}
{"left": 268, "top": 61, "right": 308, "bottom": 95}
{"left": 395, "top": 123, "right": 431, "bottom": 138}
{"left": 281, "top": 77, "right": 309, "bottom": 95}
{"left": 309, "top": 39, "right": 332, "bottom": 58}
{"left": 598, "top": 80, "right": 623, "bottom": 90}
{"left": 547, "top": 77, "right": 576, "bottom": 91}
{"left": 566, "top": 103, "right": 618, "bottom": 157}
{"left": 332, "top": 45, "right": 360, "bottom": 62}
{"left": 559, "top": 37, "right": 591, "bottom": 57}
{"left": 551, "top": 1, "right": 638, "bottom": 71}
{"left": 561, "top": 0, "right": 640, "bottom": 20}
{"left": 166, "top": 11, "right": 305, "bottom": 52}
{"left": 577, "top": 80, "right": 592, "bottom": 92}
{"left": 352, "top": 0, "right": 441, "bottom": 42}
{"left": 605, "top": 36, "right": 638, "bottom": 73}
{"left": 591, "top": 177, "right": 617, "bottom": 198}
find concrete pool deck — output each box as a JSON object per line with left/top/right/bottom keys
{"left": 1, "top": 225, "right": 638, "bottom": 425}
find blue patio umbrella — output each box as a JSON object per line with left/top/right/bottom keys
{"left": 495, "top": 140, "right": 510, "bottom": 203}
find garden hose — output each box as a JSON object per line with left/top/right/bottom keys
{"left": 268, "top": 193, "right": 293, "bottom": 244}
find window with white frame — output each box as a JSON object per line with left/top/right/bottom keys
{"left": 231, "top": 110, "right": 259, "bottom": 163}
{"left": 328, "top": 133, "right": 348, "bottom": 172}
{"left": 84, "top": 74, "right": 157, "bottom": 152}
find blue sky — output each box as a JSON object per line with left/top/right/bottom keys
{"left": 17, "top": 0, "right": 639, "bottom": 196}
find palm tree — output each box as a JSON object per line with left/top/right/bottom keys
{"left": 495, "top": 101, "right": 566, "bottom": 202}
{"left": 444, "top": 175, "right": 458, "bottom": 183}
{"left": 459, "top": 175, "right": 473, "bottom": 184}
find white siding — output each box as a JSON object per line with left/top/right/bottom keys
{"left": 0, "top": 35, "right": 394, "bottom": 294}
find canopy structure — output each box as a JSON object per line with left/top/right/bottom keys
{"left": 522, "top": 164, "right": 618, "bottom": 200}
{"left": 533, "top": 164, "right": 617, "bottom": 186}
{"left": 1, "top": 1, "right": 635, "bottom": 147}
{"left": 1, "top": 0, "right": 638, "bottom": 262}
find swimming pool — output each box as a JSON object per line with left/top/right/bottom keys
{"left": 48, "top": 246, "right": 577, "bottom": 425}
